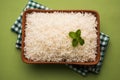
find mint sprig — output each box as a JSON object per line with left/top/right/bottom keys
{"left": 69, "top": 29, "right": 85, "bottom": 47}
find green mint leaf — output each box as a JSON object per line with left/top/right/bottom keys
{"left": 69, "top": 29, "right": 85, "bottom": 47}
{"left": 76, "top": 29, "right": 81, "bottom": 37}
{"left": 72, "top": 39, "right": 78, "bottom": 47}
{"left": 78, "top": 37, "right": 85, "bottom": 46}
{"left": 69, "top": 32, "right": 77, "bottom": 39}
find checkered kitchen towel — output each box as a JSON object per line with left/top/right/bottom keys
{"left": 11, "top": 0, "right": 109, "bottom": 76}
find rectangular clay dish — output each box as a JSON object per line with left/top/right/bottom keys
{"left": 22, "top": 9, "right": 100, "bottom": 65}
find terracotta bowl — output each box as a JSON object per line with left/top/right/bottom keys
{"left": 22, "top": 9, "right": 100, "bottom": 65}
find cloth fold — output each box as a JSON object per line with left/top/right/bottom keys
{"left": 11, "top": 0, "right": 109, "bottom": 76}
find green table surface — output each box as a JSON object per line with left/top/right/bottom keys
{"left": 0, "top": 0, "right": 120, "bottom": 80}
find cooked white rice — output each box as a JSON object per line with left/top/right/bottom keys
{"left": 24, "top": 12, "right": 98, "bottom": 62}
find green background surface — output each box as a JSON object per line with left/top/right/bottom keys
{"left": 0, "top": 0, "right": 120, "bottom": 80}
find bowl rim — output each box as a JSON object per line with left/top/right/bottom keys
{"left": 22, "top": 9, "right": 100, "bottom": 65}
